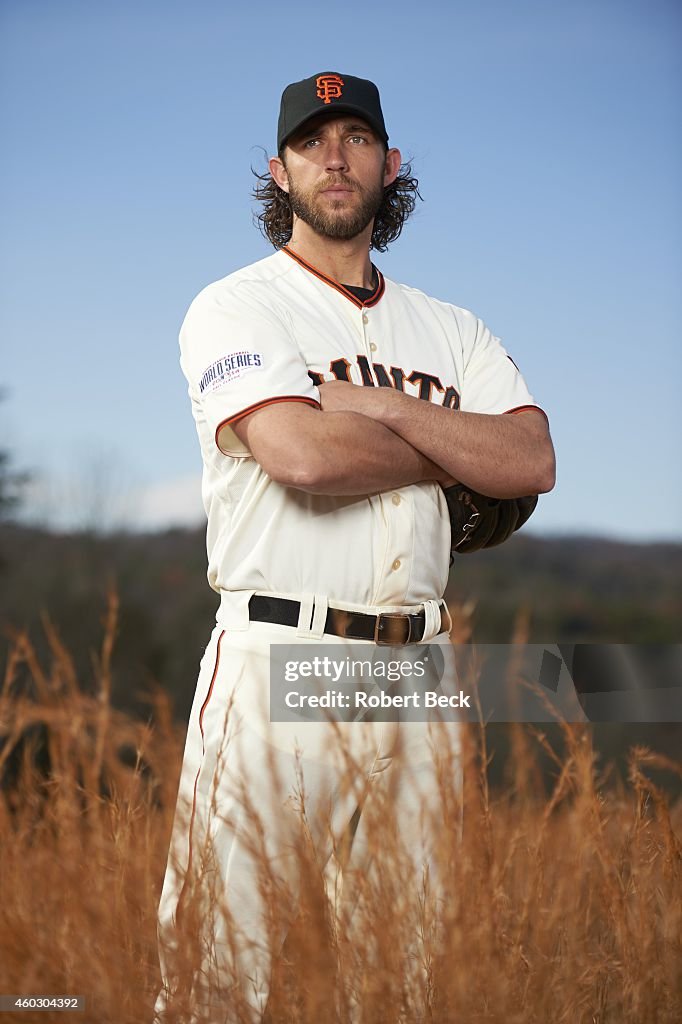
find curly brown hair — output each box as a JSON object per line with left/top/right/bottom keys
{"left": 251, "top": 153, "right": 422, "bottom": 253}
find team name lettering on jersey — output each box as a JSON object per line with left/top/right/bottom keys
{"left": 308, "top": 355, "right": 461, "bottom": 409}
{"left": 199, "top": 351, "right": 264, "bottom": 394}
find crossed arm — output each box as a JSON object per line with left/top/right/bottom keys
{"left": 232, "top": 380, "right": 555, "bottom": 499}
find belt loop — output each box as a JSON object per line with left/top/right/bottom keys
{"left": 421, "top": 599, "right": 443, "bottom": 642}
{"left": 217, "top": 589, "right": 254, "bottom": 631}
{"left": 295, "top": 593, "right": 315, "bottom": 637}
{"left": 310, "top": 594, "right": 328, "bottom": 640}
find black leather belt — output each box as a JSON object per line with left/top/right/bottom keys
{"left": 249, "top": 595, "right": 444, "bottom": 645}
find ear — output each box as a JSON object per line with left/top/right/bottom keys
{"left": 269, "top": 155, "right": 290, "bottom": 194}
{"left": 383, "top": 147, "right": 402, "bottom": 188}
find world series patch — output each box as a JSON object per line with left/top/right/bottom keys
{"left": 199, "top": 351, "right": 264, "bottom": 394}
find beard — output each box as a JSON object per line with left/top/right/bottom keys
{"left": 287, "top": 172, "right": 384, "bottom": 241}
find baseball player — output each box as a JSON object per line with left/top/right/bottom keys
{"left": 155, "top": 72, "right": 555, "bottom": 1022}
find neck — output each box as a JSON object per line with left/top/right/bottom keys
{"left": 286, "top": 220, "right": 375, "bottom": 288}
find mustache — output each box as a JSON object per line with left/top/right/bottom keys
{"left": 316, "top": 175, "right": 359, "bottom": 194}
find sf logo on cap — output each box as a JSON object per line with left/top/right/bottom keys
{"left": 316, "top": 74, "right": 344, "bottom": 105}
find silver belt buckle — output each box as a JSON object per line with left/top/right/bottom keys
{"left": 374, "top": 612, "right": 413, "bottom": 645}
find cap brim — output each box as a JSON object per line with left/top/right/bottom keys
{"left": 280, "top": 104, "right": 388, "bottom": 151}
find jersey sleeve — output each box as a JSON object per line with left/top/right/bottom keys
{"left": 179, "top": 282, "right": 320, "bottom": 457}
{"left": 458, "top": 316, "right": 548, "bottom": 422}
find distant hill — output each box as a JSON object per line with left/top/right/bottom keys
{"left": 1, "top": 524, "right": 680, "bottom": 722}
{"left": 445, "top": 533, "right": 682, "bottom": 643}
{"left": 1, "top": 524, "right": 679, "bottom": 792}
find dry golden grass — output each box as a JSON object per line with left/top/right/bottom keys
{"left": 0, "top": 593, "right": 680, "bottom": 1024}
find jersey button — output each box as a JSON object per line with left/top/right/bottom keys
{"left": 391, "top": 558, "right": 401, "bottom": 571}
{"left": 392, "top": 494, "right": 401, "bottom": 506}
{"left": 362, "top": 313, "right": 369, "bottom": 325}
{"left": 370, "top": 342, "right": 377, "bottom": 352}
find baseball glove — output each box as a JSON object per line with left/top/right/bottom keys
{"left": 443, "top": 483, "right": 538, "bottom": 556}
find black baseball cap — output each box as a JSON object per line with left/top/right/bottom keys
{"left": 277, "top": 72, "right": 389, "bottom": 152}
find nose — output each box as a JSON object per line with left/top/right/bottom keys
{"left": 324, "top": 137, "right": 349, "bottom": 172}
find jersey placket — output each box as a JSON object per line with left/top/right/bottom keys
{"left": 360, "top": 306, "right": 413, "bottom": 606}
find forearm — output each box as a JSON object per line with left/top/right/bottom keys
{"left": 318, "top": 384, "right": 555, "bottom": 498}
{"left": 294, "top": 409, "right": 445, "bottom": 494}
{"left": 378, "top": 391, "right": 555, "bottom": 497}
{"left": 235, "top": 403, "right": 444, "bottom": 495}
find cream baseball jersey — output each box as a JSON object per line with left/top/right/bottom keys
{"left": 179, "top": 246, "right": 546, "bottom": 608}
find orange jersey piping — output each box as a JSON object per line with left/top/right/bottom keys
{"left": 281, "top": 245, "right": 385, "bottom": 308}
{"left": 176, "top": 629, "right": 225, "bottom": 928}
{"left": 504, "top": 404, "right": 549, "bottom": 425}
{"left": 214, "top": 396, "right": 321, "bottom": 452}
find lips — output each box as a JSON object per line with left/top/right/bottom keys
{"left": 320, "top": 187, "right": 355, "bottom": 199}
{"left": 319, "top": 179, "right": 356, "bottom": 195}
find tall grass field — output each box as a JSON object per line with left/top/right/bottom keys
{"left": 1, "top": 595, "right": 680, "bottom": 1023}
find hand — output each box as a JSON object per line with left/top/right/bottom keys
{"left": 430, "top": 465, "right": 459, "bottom": 488}
{"left": 317, "top": 379, "right": 369, "bottom": 414}
{"left": 412, "top": 453, "right": 458, "bottom": 488}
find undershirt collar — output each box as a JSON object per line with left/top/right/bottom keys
{"left": 342, "top": 267, "right": 379, "bottom": 304}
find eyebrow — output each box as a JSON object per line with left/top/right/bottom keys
{"left": 297, "top": 121, "right": 374, "bottom": 140}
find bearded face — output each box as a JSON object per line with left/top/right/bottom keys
{"left": 285, "top": 166, "right": 385, "bottom": 242}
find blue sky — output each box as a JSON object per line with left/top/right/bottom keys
{"left": 1, "top": 0, "right": 680, "bottom": 539}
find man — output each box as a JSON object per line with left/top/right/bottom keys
{"left": 155, "top": 71, "right": 555, "bottom": 1022}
